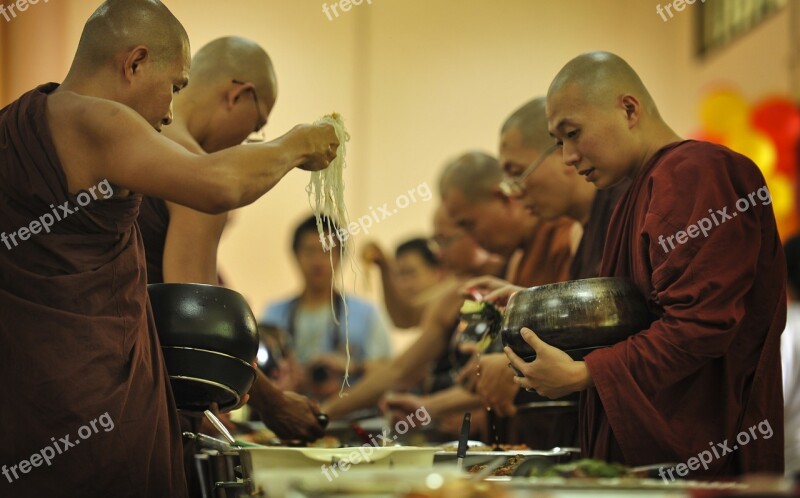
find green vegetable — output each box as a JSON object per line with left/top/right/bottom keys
{"left": 531, "top": 459, "right": 631, "bottom": 478}
{"left": 460, "top": 300, "right": 485, "bottom": 314}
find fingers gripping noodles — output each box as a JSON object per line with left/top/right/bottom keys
{"left": 306, "top": 113, "right": 353, "bottom": 395}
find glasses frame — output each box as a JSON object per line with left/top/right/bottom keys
{"left": 232, "top": 79, "right": 268, "bottom": 143}
{"left": 500, "top": 143, "right": 560, "bottom": 197}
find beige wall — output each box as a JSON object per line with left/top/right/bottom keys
{"left": 0, "top": 0, "right": 793, "bottom": 320}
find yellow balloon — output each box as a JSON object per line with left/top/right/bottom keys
{"left": 766, "top": 174, "right": 794, "bottom": 218}
{"left": 700, "top": 90, "right": 750, "bottom": 137}
{"left": 725, "top": 129, "right": 777, "bottom": 176}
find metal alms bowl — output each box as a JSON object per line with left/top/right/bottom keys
{"left": 500, "top": 277, "right": 654, "bottom": 360}
{"left": 148, "top": 283, "right": 259, "bottom": 411}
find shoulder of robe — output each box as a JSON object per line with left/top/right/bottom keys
{"left": 648, "top": 141, "right": 765, "bottom": 198}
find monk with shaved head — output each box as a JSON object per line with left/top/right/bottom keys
{"left": 506, "top": 52, "right": 786, "bottom": 477}
{"left": 465, "top": 97, "right": 630, "bottom": 441}
{"left": 136, "top": 36, "right": 326, "bottom": 497}
{"left": 0, "top": 1, "right": 337, "bottom": 496}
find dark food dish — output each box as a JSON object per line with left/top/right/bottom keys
{"left": 148, "top": 283, "right": 259, "bottom": 411}
{"left": 501, "top": 277, "right": 654, "bottom": 362}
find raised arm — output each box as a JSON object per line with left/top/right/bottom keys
{"left": 51, "top": 93, "right": 338, "bottom": 214}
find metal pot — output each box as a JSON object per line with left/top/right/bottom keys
{"left": 500, "top": 277, "right": 654, "bottom": 361}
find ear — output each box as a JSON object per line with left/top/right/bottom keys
{"left": 621, "top": 94, "right": 641, "bottom": 128}
{"left": 123, "top": 46, "right": 150, "bottom": 83}
{"left": 228, "top": 81, "right": 254, "bottom": 110}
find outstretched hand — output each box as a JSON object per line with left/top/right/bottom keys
{"left": 504, "top": 328, "right": 593, "bottom": 399}
{"left": 461, "top": 275, "right": 523, "bottom": 307}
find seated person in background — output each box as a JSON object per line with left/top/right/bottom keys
{"left": 261, "top": 215, "right": 392, "bottom": 400}
{"left": 362, "top": 237, "right": 445, "bottom": 328}
{"left": 782, "top": 235, "right": 800, "bottom": 475}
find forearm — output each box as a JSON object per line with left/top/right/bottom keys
{"left": 204, "top": 137, "right": 304, "bottom": 213}
{"left": 248, "top": 369, "right": 288, "bottom": 416}
{"left": 323, "top": 364, "right": 401, "bottom": 419}
{"left": 423, "top": 386, "right": 482, "bottom": 417}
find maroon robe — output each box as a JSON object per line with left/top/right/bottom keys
{"left": 138, "top": 196, "right": 170, "bottom": 285}
{"left": 0, "top": 84, "right": 188, "bottom": 497}
{"left": 583, "top": 140, "right": 786, "bottom": 476}
{"left": 569, "top": 180, "right": 629, "bottom": 280}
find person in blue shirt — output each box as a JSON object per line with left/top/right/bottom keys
{"left": 261, "top": 215, "right": 391, "bottom": 399}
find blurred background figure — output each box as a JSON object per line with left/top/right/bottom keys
{"left": 254, "top": 323, "right": 302, "bottom": 393}
{"left": 362, "top": 237, "right": 444, "bottom": 329}
{"left": 782, "top": 234, "right": 800, "bottom": 475}
{"left": 261, "top": 215, "right": 392, "bottom": 400}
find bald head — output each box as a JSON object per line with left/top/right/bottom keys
{"left": 439, "top": 151, "right": 502, "bottom": 200}
{"left": 73, "top": 0, "right": 189, "bottom": 73}
{"left": 546, "top": 52, "right": 680, "bottom": 189}
{"left": 547, "top": 51, "right": 658, "bottom": 116}
{"left": 191, "top": 37, "right": 277, "bottom": 109}
{"left": 501, "top": 97, "right": 553, "bottom": 153}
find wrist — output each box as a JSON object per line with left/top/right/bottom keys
{"left": 249, "top": 373, "right": 287, "bottom": 415}
{"left": 570, "top": 362, "right": 593, "bottom": 391}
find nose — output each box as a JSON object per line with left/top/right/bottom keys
{"left": 162, "top": 102, "right": 174, "bottom": 127}
{"left": 562, "top": 143, "right": 580, "bottom": 168}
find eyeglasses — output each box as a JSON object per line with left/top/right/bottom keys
{"left": 232, "top": 79, "right": 268, "bottom": 143}
{"left": 499, "top": 144, "right": 560, "bottom": 197}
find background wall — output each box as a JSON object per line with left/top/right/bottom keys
{"left": 1, "top": 0, "right": 795, "bottom": 333}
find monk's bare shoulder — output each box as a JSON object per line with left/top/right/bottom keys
{"left": 48, "top": 91, "right": 146, "bottom": 140}
{"left": 46, "top": 91, "right": 150, "bottom": 194}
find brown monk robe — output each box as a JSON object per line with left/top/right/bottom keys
{"left": 586, "top": 140, "right": 785, "bottom": 475}
{"left": 0, "top": 1, "right": 337, "bottom": 496}
{"left": 507, "top": 51, "right": 784, "bottom": 477}
{"left": 0, "top": 84, "right": 186, "bottom": 496}
{"left": 568, "top": 182, "right": 628, "bottom": 279}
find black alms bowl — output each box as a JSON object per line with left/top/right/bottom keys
{"left": 500, "top": 277, "right": 654, "bottom": 361}
{"left": 148, "top": 283, "right": 259, "bottom": 360}
{"left": 148, "top": 283, "right": 259, "bottom": 411}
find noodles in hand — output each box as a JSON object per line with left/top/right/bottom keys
{"left": 306, "top": 113, "right": 353, "bottom": 394}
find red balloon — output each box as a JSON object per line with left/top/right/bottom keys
{"left": 751, "top": 97, "right": 800, "bottom": 150}
{"left": 776, "top": 142, "right": 798, "bottom": 178}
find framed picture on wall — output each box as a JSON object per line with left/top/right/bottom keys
{"left": 696, "top": 0, "right": 787, "bottom": 57}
